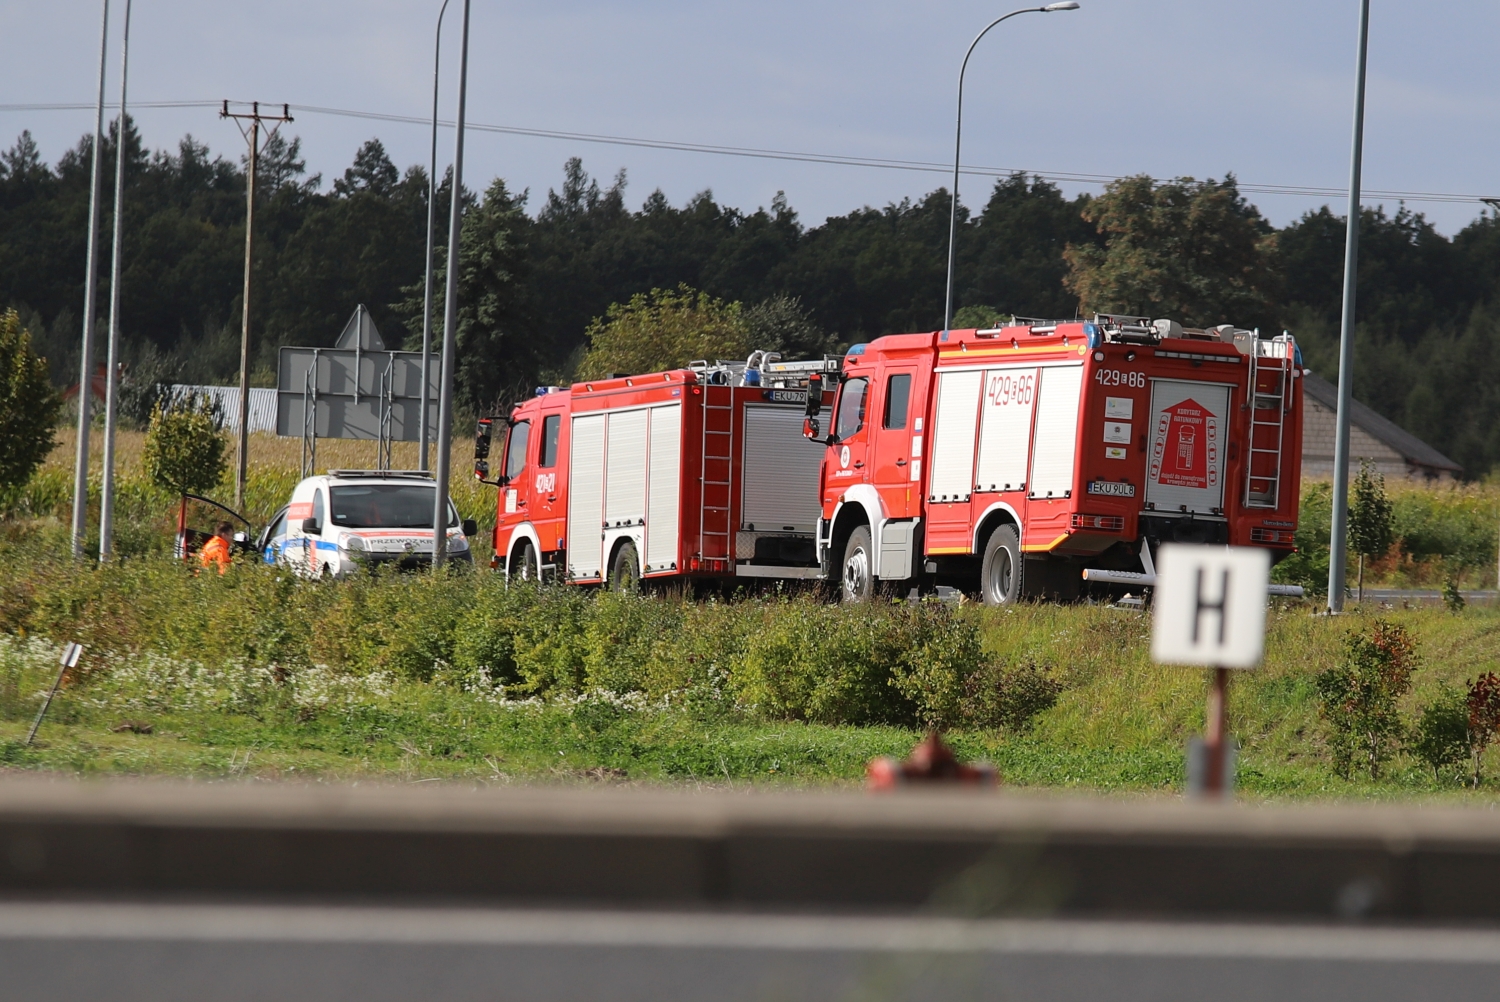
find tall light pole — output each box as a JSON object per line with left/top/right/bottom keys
{"left": 942, "top": 2, "right": 1079, "bottom": 337}
{"left": 1327, "top": 0, "right": 1371, "bottom": 612}
{"left": 97, "top": 0, "right": 131, "bottom": 562}
{"left": 432, "top": 0, "right": 470, "bottom": 569}
{"left": 420, "top": 0, "right": 453, "bottom": 473}
{"left": 70, "top": 0, "right": 111, "bottom": 560}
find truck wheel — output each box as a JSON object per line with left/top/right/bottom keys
{"left": 981, "top": 525, "right": 1023, "bottom": 606}
{"left": 608, "top": 540, "right": 640, "bottom": 592}
{"left": 510, "top": 539, "right": 538, "bottom": 582}
{"left": 841, "top": 526, "right": 874, "bottom": 602}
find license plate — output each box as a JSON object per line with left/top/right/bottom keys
{"left": 767, "top": 389, "right": 806, "bottom": 404}
{"left": 1087, "top": 480, "right": 1136, "bottom": 497}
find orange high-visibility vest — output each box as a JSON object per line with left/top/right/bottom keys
{"left": 200, "top": 536, "right": 231, "bottom": 574}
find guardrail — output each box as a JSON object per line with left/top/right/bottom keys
{"left": 4, "top": 777, "right": 1500, "bottom": 922}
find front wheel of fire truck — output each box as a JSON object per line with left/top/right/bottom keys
{"left": 510, "top": 539, "right": 539, "bottom": 583}
{"left": 608, "top": 540, "right": 641, "bottom": 592}
{"left": 980, "top": 525, "right": 1023, "bottom": 606}
{"left": 840, "top": 526, "right": 875, "bottom": 603}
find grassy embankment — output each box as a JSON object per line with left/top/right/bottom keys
{"left": 4, "top": 430, "right": 1500, "bottom": 797}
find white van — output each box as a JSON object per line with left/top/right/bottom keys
{"left": 261, "top": 470, "right": 476, "bottom": 578}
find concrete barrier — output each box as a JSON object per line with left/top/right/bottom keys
{"left": 4, "top": 776, "right": 1500, "bottom": 921}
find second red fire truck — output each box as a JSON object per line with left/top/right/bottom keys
{"left": 482, "top": 314, "right": 1305, "bottom": 603}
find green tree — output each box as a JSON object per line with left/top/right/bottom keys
{"left": 1347, "top": 460, "right": 1394, "bottom": 601}
{"left": 142, "top": 395, "right": 227, "bottom": 496}
{"left": 1315, "top": 620, "right": 1418, "bottom": 780}
{"left": 579, "top": 285, "right": 749, "bottom": 380}
{"left": 0, "top": 308, "right": 61, "bottom": 498}
{"left": 1063, "top": 174, "right": 1277, "bottom": 327}
{"left": 741, "top": 294, "right": 835, "bottom": 358}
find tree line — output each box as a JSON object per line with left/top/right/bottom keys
{"left": 3, "top": 121, "right": 1500, "bottom": 473}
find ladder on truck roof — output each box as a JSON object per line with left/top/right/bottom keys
{"left": 1243, "top": 333, "right": 1296, "bottom": 509}
{"left": 697, "top": 385, "right": 735, "bottom": 564}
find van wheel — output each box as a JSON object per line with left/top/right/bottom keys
{"left": 511, "top": 539, "right": 539, "bottom": 582}
{"left": 981, "top": 525, "right": 1023, "bottom": 606}
{"left": 608, "top": 540, "right": 640, "bottom": 592}
{"left": 841, "top": 526, "right": 874, "bottom": 602}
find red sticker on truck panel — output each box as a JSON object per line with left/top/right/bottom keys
{"left": 1149, "top": 398, "right": 1219, "bottom": 491}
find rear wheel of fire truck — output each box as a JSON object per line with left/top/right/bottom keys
{"left": 510, "top": 540, "right": 539, "bottom": 583}
{"left": 608, "top": 540, "right": 641, "bottom": 592}
{"left": 980, "top": 525, "right": 1023, "bottom": 606}
{"left": 840, "top": 526, "right": 875, "bottom": 602}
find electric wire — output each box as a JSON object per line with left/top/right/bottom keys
{"left": 1, "top": 100, "right": 1491, "bottom": 206}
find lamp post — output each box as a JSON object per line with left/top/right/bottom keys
{"left": 942, "top": 2, "right": 1079, "bottom": 337}
{"left": 98, "top": 0, "right": 131, "bottom": 562}
{"left": 419, "top": 0, "right": 452, "bottom": 473}
{"left": 70, "top": 0, "right": 112, "bottom": 560}
{"left": 1326, "top": 0, "right": 1371, "bottom": 612}
{"left": 431, "top": 0, "right": 470, "bottom": 569}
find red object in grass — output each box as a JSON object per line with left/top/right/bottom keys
{"left": 867, "top": 732, "right": 998, "bottom": 790}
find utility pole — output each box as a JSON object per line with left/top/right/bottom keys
{"left": 70, "top": 0, "right": 111, "bottom": 560}
{"left": 421, "top": 0, "right": 453, "bottom": 472}
{"left": 97, "top": 0, "right": 131, "bottom": 562}
{"left": 221, "top": 101, "right": 293, "bottom": 509}
{"left": 432, "top": 0, "right": 471, "bottom": 570}
{"left": 1326, "top": 0, "right": 1371, "bottom": 613}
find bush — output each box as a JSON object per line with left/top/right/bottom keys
{"left": 0, "top": 309, "right": 62, "bottom": 502}
{"left": 960, "top": 657, "right": 1063, "bottom": 732}
{"left": 1315, "top": 619, "right": 1418, "bottom": 779}
{"left": 1467, "top": 671, "right": 1500, "bottom": 786}
{"left": 1411, "top": 685, "right": 1469, "bottom": 782}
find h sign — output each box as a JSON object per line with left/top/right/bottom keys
{"left": 1151, "top": 545, "right": 1270, "bottom": 668}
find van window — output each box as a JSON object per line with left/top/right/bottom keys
{"left": 540, "top": 414, "right": 560, "bottom": 468}
{"left": 834, "top": 378, "right": 868, "bottom": 441}
{"left": 883, "top": 373, "right": 911, "bottom": 430}
{"left": 311, "top": 490, "right": 325, "bottom": 530}
{"left": 505, "top": 420, "right": 531, "bottom": 480}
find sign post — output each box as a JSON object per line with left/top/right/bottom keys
{"left": 1151, "top": 545, "right": 1269, "bottom": 799}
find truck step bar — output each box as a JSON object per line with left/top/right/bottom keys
{"left": 734, "top": 564, "right": 822, "bottom": 579}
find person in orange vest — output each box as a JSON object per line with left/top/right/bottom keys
{"left": 199, "top": 521, "right": 234, "bottom": 575}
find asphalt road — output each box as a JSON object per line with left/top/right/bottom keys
{"left": 3, "top": 901, "right": 1499, "bottom": 1002}
{"left": 1355, "top": 588, "right": 1498, "bottom": 603}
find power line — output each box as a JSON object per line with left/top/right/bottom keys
{"left": 3, "top": 99, "right": 1493, "bottom": 207}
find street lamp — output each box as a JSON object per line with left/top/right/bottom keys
{"left": 419, "top": 0, "right": 452, "bottom": 473}
{"left": 942, "top": 2, "right": 1079, "bottom": 337}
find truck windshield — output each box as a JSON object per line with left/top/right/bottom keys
{"left": 329, "top": 484, "right": 459, "bottom": 529}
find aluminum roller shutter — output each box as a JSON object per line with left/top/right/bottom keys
{"left": 567, "top": 413, "right": 606, "bottom": 578}
{"left": 928, "top": 369, "right": 984, "bottom": 502}
{"left": 974, "top": 366, "right": 1037, "bottom": 493}
{"left": 604, "top": 408, "right": 648, "bottom": 527}
{"left": 645, "top": 404, "right": 682, "bottom": 572}
{"left": 741, "top": 405, "right": 822, "bottom": 533}
{"left": 1028, "top": 364, "right": 1084, "bottom": 499}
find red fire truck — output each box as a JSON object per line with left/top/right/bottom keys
{"left": 480, "top": 352, "right": 838, "bottom": 588}
{"left": 804, "top": 315, "right": 1305, "bottom": 602}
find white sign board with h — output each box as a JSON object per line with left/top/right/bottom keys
{"left": 1151, "top": 545, "right": 1270, "bottom": 669}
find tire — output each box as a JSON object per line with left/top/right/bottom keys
{"left": 510, "top": 539, "right": 539, "bottom": 583}
{"left": 980, "top": 525, "right": 1023, "bottom": 606}
{"left": 608, "top": 540, "right": 641, "bottom": 592}
{"left": 840, "top": 526, "right": 875, "bottom": 603}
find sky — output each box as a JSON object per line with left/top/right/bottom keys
{"left": 4, "top": 0, "right": 1498, "bottom": 234}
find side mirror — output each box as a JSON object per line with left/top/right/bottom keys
{"left": 300, "top": 517, "right": 320, "bottom": 534}
{"left": 462, "top": 518, "right": 478, "bottom": 537}
{"left": 804, "top": 373, "right": 824, "bottom": 419}
{"left": 474, "top": 417, "right": 493, "bottom": 459}
{"left": 803, "top": 416, "right": 821, "bottom": 441}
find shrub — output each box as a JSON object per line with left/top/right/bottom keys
{"left": 959, "top": 657, "right": 1063, "bottom": 732}
{"left": 1443, "top": 573, "right": 1466, "bottom": 613}
{"left": 1315, "top": 619, "right": 1418, "bottom": 779}
{"left": 1467, "top": 671, "right": 1500, "bottom": 786}
{"left": 1411, "top": 685, "right": 1469, "bottom": 782}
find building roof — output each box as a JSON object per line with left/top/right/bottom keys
{"left": 1301, "top": 371, "right": 1462, "bottom": 474}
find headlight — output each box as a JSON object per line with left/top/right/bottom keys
{"left": 340, "top": 535, "right": 366, "bottom": 552}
